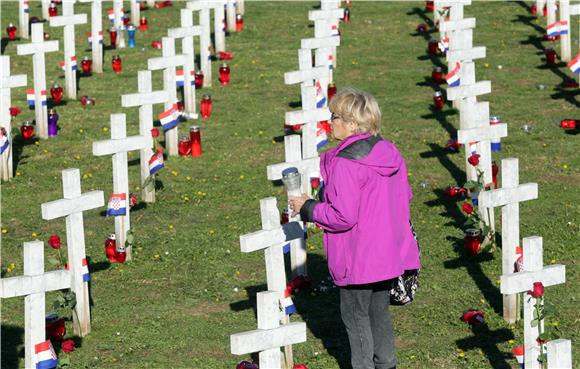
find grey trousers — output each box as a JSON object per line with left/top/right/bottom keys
{"left": 340, "top": 281, "right": 396, "bottom": 369}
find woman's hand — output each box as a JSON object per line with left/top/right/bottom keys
{"left": 288, "top": 194, "right": 310, "bottom": 217}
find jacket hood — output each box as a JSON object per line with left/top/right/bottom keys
{"left": 336, "top": 134, "right": 403, "bottom": 177}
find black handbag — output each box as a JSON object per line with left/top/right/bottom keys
{"left": 389, "top": 222, "right": 420, "bottom": 306}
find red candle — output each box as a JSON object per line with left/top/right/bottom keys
{"left": 45, "top": 314, "right": 66, "bottom": 341}
{"left": 115, "top": 242, "right": 126, "bottom": 264}
{"left": 139, "top": 16, "right": 148, "bottom": 31}
{"left": 425, "top": 1, "right": 434, "bottom": 12}
{"left": 236, "top": 14, "right": 244, "bottom": 32}
{"left": 44, "top": 32, "right": 50, "bottom": 40}
{"left": 109, "top": 26, "right": 118, "bottom": 48}
{"left": 491, "top": 161, "right": 499, "bottom": 189}
{"left": 560, "top": 119, "right": 577, "bottom": 129}
{"left": 327, "top": 83, "right": 337, "bottom": 101}
{"left": 105, "top": 234, "right": 117, "bottom": 263}
{"left": 50, "top": 84, "right": 63, "bottom": 103}
{"left": 21, "top": 121, "right": 35, "bottom": 141}
{"left": 123, "top": 17, "right": 130, "bottom": 27}
{"left": 280, "top": 208, "right": 289, "bottom": 225}
{"left": 201, "top": 94, "right": 212, "bottom": 118}
{"left": 81, "top": 56, "right": 92, "bottom": 74}
{"left": 530, "top": 4, "right": 537, "bottom": 14}
{"left": 219, "top": 63, "right": 230, "bottom": 85}
{"left": 49, "top": 3, "right": 58, "bottom": 17}
{"left": 343, "top": 8, "right": 350, "bottom": 23}
{"left": 190, "top": 126, "right": 202, "bottom": 157}
{"left": 433, "top": 91, "right": 445, "bottom": 110}
{"left": 543, "top": 5, "right": 547, "bottom": 17}
{"left": 112, "top": 55, "right": 122, "bottom": 74}
{"left": 6, "top": 23, "right": 17, "bottom": 40}
{"left": 545, "top": 47, "right": 557, "bottom": 64}
{"left": 194, "top": 71, "right": 204, "bottom": 89}
{"left": 427, "top": 38, "right": 438, "bottom": 55}
{"left": 464, "top": 228, "right": 481, "bottom": 256}
{"left": 178, "top": 136, "right": 191, "bottom": 157}
{"left": 432, "top": 66, "right": 443, "bottom": 84}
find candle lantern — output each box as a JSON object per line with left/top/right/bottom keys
{"left": 48, "top": 3, "right": 58, "bottom": 17}
{"left": 433, "top": 91, "right": 445, "bottom": 110}
{"left": 6, "top": 23, "right": 17, "bottom": 40}
{"left": 427, "top": 38, "right": 438, "bottom": 55}
{"left": 21, "top": 121, "right": 35, "bottom": 141}
{"left": 111, "top": 55, "right": 122, "bottom": 74}
{"left": 190, "top": 126, "right": 202, "bottom": 157}
{"left": 50, "top": 83, "right": 63, "bottom": 103}
{"left": 280, "top": 208, "right": 290, "bottom": 225}
{"left": 178, "top": 136, "right": 192, "bottom": 157}
{"left": 432, "top": 66, "right": 443, "bottom": 84}
{"left": 80, "top": 95, "right": 95, "bottom": 107}
{"left": 489, "top": 115, "right": 501, "bottom": 152}
{"left": 47, "top": 109, "right": 59, "bottom": 137}
{"left": 327, "top": 83, "right": 337, "bottom": 101}
{"left": 425, "top": 0, "right": 434, "bottom": 12}
{"left": 464, "top": 228, "right": 481, "bottom": 256}
{"left": 343, "top": 8, "right": 351, "bottom": 23}
{"left": 127, "top": 24, "right": 136, "bottom": 48}
{"left": 139, "top": 17, "right": 148, "bottom": 31}
{"left": 105, "top": 234, "right": 117, "bottom": 262}
{"left": 45, "top": 314, "right": 66, "bottom": 341}
{"left": 545, "top": 47, "right": 557, "bottom": 64}
{"left": 117, "top": 25, "right": 126, "bottom": 48}
{"left": 200, "top": 94, "right": 212, "bottom": 118}
{"left": 123, "top": 17, "right": 131, "bottom": 27}
{"left": 81, "top": 56, "right": 92, "bottom": 75}
{"left": 44, "top": 32, "right": 50, "bottom": 40}
{"left": 560, "top": 119, "right": 577, "bottom": 129}
{"left": 115, "top": 238, "right": 126, "bottom": 264}
{"left": 152, "top": 40, "right": 162, "bottom": 49}
{"left": 235, "top": 14, "right": 244, "bottom": 32}
{"left": 219, "top": 63, "right": 230, "bottom": 85}
{"left": 109, "top": 26, "right": 118, "bottom": 48}
{"left": 491, "top": 161, "right": 499, "bottom": 189}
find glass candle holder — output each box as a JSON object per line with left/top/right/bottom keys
{"left": 544, "top": 47, "right": 557, "bottom": 64}
{"left": 112, "top": 55, "right": 122, "bottom": 74}
{"left": 327, "top": 83, "right": 337, "bottom": 101}
{"left": 491, "top": 161, "right": 499, "bottom": 189}
{"left": 48, "top": 109, "right": 59, "bottom": 137}
{"left": 109, "top": 26, "right": 118, "bottom": 48}
{"left": 21, "top": 121, "right": 35, "bottom": 141}
{"left": 280, "top": 208, "right": 289, "bottom": 225}
{"left": 178, "top": 136, "right": 192, "bottom": 157}
{"left": 127, "top": 24, "right": 136, "bottom": 48}
{"left": 236, "top": 14, "right": 244, "bottom": 32}
{"left": 427, "top": 38, "right": 438, "bottom": 55}
{"left": 45, "top": 314, "right": 66, "bottom": 341}
{"left": 105, "top": 234, "right": 117, "bottom": 263}
{"left": 139, "top": 17, "right": 148, "bottom": 31}
{"left": 190, "top": 126, "right": 202, "bottom": 157}
{"left": 6, "top": 23, "right": 17, "bottom": 40}
{"left": 464, "top": 228, "right": 481, "bottom": 256}
{"left": 117, "top": 25, "right": 126, "bottom": 48}
{"left": 433, "top": 91, "right": 445, "bottom": 110}
{"left": 219, "top": 63, "right": 230, "bottom": 85}
{"left": 343, "top": 8, "right": 351, "bottom": 23}
{"left": 48, "top": 3, "right": 58, "bottom": 17}
{"left": 560, "top": 119, "right": 577, "bottom": 129}
{"left": 425, "top": 0, "right": 434, "bottom": 12}
{"left": 489, "top": 115, "right": 501, "bottom": 152}
{"left": 195, "top": 71, "right": 204, "bottom": 89}
{"left": 115, "top": 241, "right": 126, "bottom": 264}
{"left": 50, "top": 84, "right": 63, "bottom": 103}
{"left": 81, "top": 56, "right": 92, "bottom": 74}
{"left": 200, "top": 94, "right": 212, "bottom": 118}
{"left": 432, "top": 67, "right": 443, "bottom": 84}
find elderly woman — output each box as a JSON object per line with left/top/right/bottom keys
{"left": 289, "top": 88, "right": 420, "bottom": 369}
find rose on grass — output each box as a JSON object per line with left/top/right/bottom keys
{"left": 461, "top": 202, "right": 474, "bottom": 214}
{"left": 61, "top": 339, "right": 75, "bottom": 353}
{"left": 151, "top": 128, "right": 160, "bottom": 138}
{"left": 467, "top": 154, "right": 481, "bottom": 166}
{"left": 528, "top": 281, "right": 545, "bottom": 297}
{"left": 48, "top": 235, "right": 61, "bottom": 250}
{"left": 9, "top": 106, "right": 21, "bottom": 117}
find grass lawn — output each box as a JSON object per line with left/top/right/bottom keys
{"left": 1, "top": 1, "right": 578, "bottom": 368}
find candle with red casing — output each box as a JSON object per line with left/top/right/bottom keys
{"left": 190, "top": 126, "right": 202, "bottom": 157}
{"left": 280, "top": 208, "right": 289, "bottom": 225}
{"left": 45, "top": 314, "right": 66, "bottom": 341}
{"left": 139, "top": 17, "right": 148, "bottom": 31}
{"left": 491, "top": 161, "right": 499, "bottom": 189}
{"left": 219, "top": 63, "right": 230, "bottom": 85}
{"left": 49, "top": 3, "right": 58, "bottom": 17}
{"left": 6, "top": 23, "right": 17, "bottom": 40}
{"left": 81, "top": 56, "right": 92, "bottom": 74}
{"left": 21, "top": 121, "right": 35, "bottom": 141}
{"left": 200, "top": 94, "right": 212, "bottom": 118}
{"left": 432, "top": 66, "right": 443, "bottom": 84}
{"left": 464, "top": 228, "right": 481, "bottom": 256}
{"left": 427, "top": 38, "right": 438, "bottom": 55}
{"left": 327, "top": 83, "right": 337, "bottom": 100}
{"left": 105, "top": 234, "right": 117, "bottom": 262}
{"left": 560, "top": 119, "right": 577, "bottom": 129}
{"left": 236, "top": 14, "right": 244, "bottom": 32}
{"left": 115, "top": 240, "right": 126, "bottom": 264}
{"left": 343, "top": 8, "right": 350, "bottom": 23}
{"left": 544, "top": 47, "right": 557, "bottom": 64}
{"left": 433, "top": 91, "right": 445, "bottom": 110}
{"left": 111, "top": 55, "right": 122, "bottom": 74}
{"left": 425, "top": 1, "right": 434, "bottom": 12}
{"left": 109, "top": 26, "right": 118, "bottom": 48}
{"left": 178, "top": 136, "right": 191, "bottom": 157}
{"left": 50, "top": 84, "right": 63, "bottom": 103}
{"left": 195, "top": 71, "right": 204, "bottom": 89}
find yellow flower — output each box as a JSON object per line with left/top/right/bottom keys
{"left": 550, "top": 259, "right": 556, "bottom": 264}
{"left": 186, "top": 176, "right": 192, "bottom": 180}
{"left": 154, "top": 254, "right": 160, "bottom": 259}
{"left": 168, "top": 224, "right": 174, "bottom": 230}
{"left": 16, "top": 171, "right": 20, "bottom": 176}
{"left": 74, "top": 155, "right": 81, "bottom": 160}
{"left": 35, "top": 141, "right": 40, "bottom": 146}
{"left": 171, "top": 170, "right": 178, "bottom": 176}
{"left": 103, "top": 127, "right": 109, "bottom": 132}
{"left": 1, "top": 229, "right": 7, "bottom": 234}
{"left": 508, "top": 339, "right": 515, "bottom": 344}
{"left": 235, "top": 270, "right": 240, "bottom": 276}
{"left": 408, "top": 172, "right": 412, "bottom": 177}
{"left": 10, "top": 263, "right": 15, "bottom": 268}
{"left": 183, "top": 196, "right": 190, "bottom": 202}
{"left": 563, "top": 164, "right": 568, "bottom": 170}
{"left": 479, "top": 298, "right": 485, "bottom": 304}
{"left": 31, "top": 232, "right": 37, "bottom": 237}
{"left": 272, "top": 140, "right": 276, "bottom": 144}
{"left": 409, "top": 355, "right": 416, "bottom": 360}
{"left": 239, "top": 175, "right": 245, "bottom": 180}
{"left": 83, "top": 174, "right": 88, "bottom": 179}
{"left": 458, "top": 352, "right": 465, "bottom": 358}
{"left": 209, "top": 229, "right": 215, "bottom": 235}
{"left": 79, "top": 128, "right": 84, "bottom": 133}
{"left": 258, "top": 130, "right": 264, "bottom": 135}
{"left": 43, "top": 149, "right": 48, "bottom": 153}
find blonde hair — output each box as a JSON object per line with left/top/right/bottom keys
{"left": 329, "top": 88, "right": 381, "bottom": 135}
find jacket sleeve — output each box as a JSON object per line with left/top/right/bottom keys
{"left": 311, "top": 159, "right": 361, "bottom": 232}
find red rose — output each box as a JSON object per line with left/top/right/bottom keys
{"left": 536, "top": 336, "right": 548, "bottom": 346}
{"left": 310, "top": 177, "right": 320, "bottom": 189}
{"left": 151, "top": 128, "right": 159, "bottom": 138}
{"left": 294, "top": 365, "right": 309, "bottom": 369}
{"left": 9, "top": 106, "right": 21, "bottom": 117}
{"left": 48, "top": 235, "right": 61, "bottom": 249}
{"left": 61, "top": 339, "right": 75, "bottom": 353}
{"left": 528, "top": 281, "right": 544, "bottom": 297}
{"left": 467, "top": 154, "right": 480, "bottom": 166}
{"left": 461, "top": 202, "right": 474, "bottom": 214}
{"left": 129, "top": 192, "right": 137, "bottom": 208}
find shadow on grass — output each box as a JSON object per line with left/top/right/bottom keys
{"left": 1, "top": 324, "right": 23, "bottom": 369}
{"left": 419, "top": 143, "right": 464, "bottom": 186}
{"left": 1, "top": 38, "right": 9, "bottom": 54}
{"left": 456, "top": 323, "right": 514, "bottom": 369}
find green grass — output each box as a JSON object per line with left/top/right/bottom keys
{"left": 1, "top": 1, "right": 579, "bottom": 368}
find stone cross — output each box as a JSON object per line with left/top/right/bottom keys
{"left": 93, "top": 113, "right": 151, "bottom": 260}
{"left": 231, "top": 291, "right": 307, "bottom": 369}
{"left": 16, "top": 23, "right": 59, "bottom": 140}
{"left": 186, "top": 1, "right": 214, "bottom": 87}
{"left": 78, "top": 0, "right": 104, "bottom": 74}
{"left": 0, "top": 55, "right": 27, "bottom": 180}
{"left": 41, "top": 168, "right": 105, "bottom": 336}
{"left": 168, "top": 9, "right": 202, "bottom": 114}
{"left": 121, "top": 70, "right": 170, "bottom": 203}
{"left": 0, "top": 241, "right": 70, "bottom": 369}
{"left": 308, "top": 8, "right": 343, "bottom": 71}
{"left": 19, "top": 0, "right": 30, "bottom": 39}
{"left": 226, "top": 0, "right": 236, "bottom": 33}
{"left": 49, "top": 0, "right": 87, "bottom": 100}
{"left": 148, "top": 37, "right": 193, "bottom": 156}
{"left": 479, "top": 158, "right": 538, "bottom": 323}
{"left": 130, "top": 0, "right": 140, "bottom": 26}
{"left": 501, "top": 236, "right": 568, "bottom": 369}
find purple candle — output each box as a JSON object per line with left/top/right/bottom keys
{"left": 48, "top": 109, "right": 59, "bottom": 137}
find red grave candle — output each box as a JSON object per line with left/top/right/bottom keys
{"left": 464, "top": 228, "right": 481, "bottom": 256}
{"left": 6, "top": 23, "right": 17, "bottom": 40}
{"left": 194, "top": 71, "right": 204, "bottom": 89}
{"left": 178, "top": 136, "right": 192, "bottom": 157}
{"left": 433, "top": 91, "right": 445, "bottom": 110}
{"left": 49, "top": 3, "right": 58, "bottom": 17}
{"left": 45, "top": 314, "right": 66, "bottom": 341}
{"left": 21, "top": 121, "right": 35, "bottom": 141}
{"left": 544, "top": 47, "right": 557, "bottom": 65}
{"left": 81, "top": 56, "right": 92, "bottom": 74}
{"left": 491, "top": 161, "right": 499, "bottom": 189}
{"left": 50, "top": 84, "right": 63, "bottom": 103}
{"left": 427, "top": 38, "right": 438, "bottom": 55}
{"left": 327, "top": 83, "right": 337, "bottom": 100}
{"left": 425, "top": 1, "right": 434, "bottom": 12}
{"left": 236, "top": 14, "right": 244, "bottom": 32}
{"left": 343, "top": 8, "right": 350, "bottom": 23}
{"left": 200, "top": 94, "right": 212, "bottom": 118}
{"left": 115, "top": 241, "right": 126, "bottom": 264}
{"left": 560, "top": 119, "right": 577, "bottom": 129}
{"left": 139, "top": 17, "right": 148, "bottom": 31}
{"left": 109, "top": 26, "right": 118, "bottom": 48}
{"left": 432, "top": 66, "right": 443, "bottom": 84}
{"left": 190, "top": 126, "right": 202, "bottom": 157}
{"left": 219, "top": 63, "right": 230, "bottom": 85}
{"left": 105, "top": 234, "right": 117, "bottom": 263}
{"left": 111, "top": 55, "right": 122, "bottom": 74}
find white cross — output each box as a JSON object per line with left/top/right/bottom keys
{"left": 546, "top": 0, "right": 557, "bottom": 25}
{"left": 213, "top": 0, "right": 227, "bottom": 54}
{"left": 78, "top": 0, "right": 104, "bottom": 74}
{"left": 92, "top": 113, "right": 151, "bottom": 260}
{"left": 121, "top": 70, "right": 170, "bottom": 203}
{"left": 226, "top": 0, "right": 236, "bottom": 33}
{"left": 0, "top": 241, "right": 71, "bottom": 368}
{"left": 479, "top": 158, "right": 538, "bottom": 323}
{"left": 537, "top": 0, "right": 547, "bottom": 18}
{"left": 446, "top": 77, "right": 491, "bottom": 102}
{"left": 168, "top": 9, "right": 201, "bottom": 114}
{"left": 148, "top": 37, "right": 194, "bottom": 156}
{"left": 130, "top": 0, "right": 140, "bottom": 26}
{"left": 49, "top": 0, "right": 87, "bottom": 100}
{"left": 19, "top": 0, "right": 30, "bottom": 39}
{"left": 41, "top": 168, "right": 104, "bottom": 336}
{"left": 231, "top": 291, "right": 307, "bottom": 369}
{"left": 501, "top": 236, "right": 567, "bottom": 369}
{"left": 0, "top": 55, "right": 27, "bottom": 180}
{"left": 41, "top": 0, "right": 50, "bottom": 19}
{"left": 237, "top": 0, "right": 245, "bottom": 15}
{"left": 308, "top": 8, "right": 343, "bottom": 72}
{"left": 187, "top": 1, "right": 215, "bottom": 87}
{"left": 112, "top": 0, "right": 124, "bottom": 29}
{"left": 559, "top": 0, "right": 573, "bottom": 62}
{"left": 16, "top": 23, "right": 59, "bottom": 140}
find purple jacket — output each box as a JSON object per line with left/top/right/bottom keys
{"left": 301, "top": 133, "right": 421, "bottom": 286}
